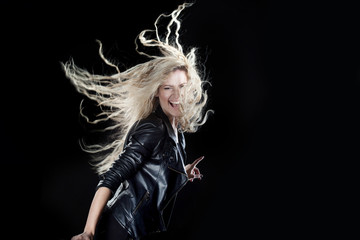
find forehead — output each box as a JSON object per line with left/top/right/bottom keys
{"left": 163, "top": 69, "right": 188, "bottom": 85}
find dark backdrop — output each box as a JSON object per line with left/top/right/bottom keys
{"left": 1, "top": 0, "right": 359, "bottom": 239}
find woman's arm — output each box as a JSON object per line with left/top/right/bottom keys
{"left": 71, "top": 187, "right": 112, "bottom": 240}
{"left": 72, "top": 121, "right": 165, "bottom": 240}
{"left": 97, "top": 120, "right": 165, "bottom": 192}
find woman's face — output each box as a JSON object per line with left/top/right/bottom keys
{"left": 157, "top": 69, "right": 188, "bottom": 123}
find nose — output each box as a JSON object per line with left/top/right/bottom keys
{"left": 172, "top": 88, "right": 180, "bottom": 100}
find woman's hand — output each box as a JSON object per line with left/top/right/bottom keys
{"left": 185, "top": 156, "right": 204, "bottom": 182}
{"left": 71, "top": 232, "right": 93, "bottom": 240}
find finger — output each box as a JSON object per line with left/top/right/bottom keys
{"left": 194, "top": 171, "right": 202, "bottom": 179}
{"left": 191, "top": 156, "right": 205, "bottom": 167}
{"left": 190, "top": 174, "right": 203, "bottom": 181}
{"left": 196, "top": 174, "right": 203, "bottom": 180}
{"left": 192, "top": 167, "right": 200, "bottom": 175}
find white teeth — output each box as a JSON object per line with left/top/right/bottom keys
{"left": 170, "top": 101, "right": 180, "bottom": 104}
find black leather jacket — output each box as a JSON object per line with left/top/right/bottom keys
{"left": 97, "top": 106, "right": 189, "bottom": 239}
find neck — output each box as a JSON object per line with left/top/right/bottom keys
{"left": 172, "top": 119, "right": 178, "bottom": 143}
{"left": 169, "top": 116, "right": 178, "bottom": 131}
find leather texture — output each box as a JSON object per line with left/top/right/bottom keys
{"left": 97, "top": 106, "right": 189, "bottom": 239}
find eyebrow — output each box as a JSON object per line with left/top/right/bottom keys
{"left": 163, "top": 83, "right": 187, "bottom": 87}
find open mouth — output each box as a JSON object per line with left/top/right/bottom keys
{"left": 169, "top": 101, "right": 180, "bottom": 108}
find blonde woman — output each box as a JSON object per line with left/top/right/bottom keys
{"left": 63, "top": 3, "right": 212, "bottom": 240}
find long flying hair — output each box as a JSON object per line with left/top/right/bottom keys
{"left": 62, "top": 3, "right": 212, "bottom": 174}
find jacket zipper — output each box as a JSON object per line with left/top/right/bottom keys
{"left": 162, "top": 178, "right": 187, "bottom": 211}
{"left": 132, "top": 191, "right": 150, "bottom": 215}
{"left": 167, "top": 166, "right": 187, "bottom": 177}
{"left": 160, "top": 177, "right": 188, "bottom": 227}
{"left": 164, "top": 165, "right": 189, "bottom": 211}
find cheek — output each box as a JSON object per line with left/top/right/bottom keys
{"left": 158, "top": 90, "right": 169, "bottom": 102}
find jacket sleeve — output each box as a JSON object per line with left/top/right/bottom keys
{"left": 96, "top": 119, "right": 165, "bottom": 194}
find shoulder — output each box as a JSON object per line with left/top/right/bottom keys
{"left": 128, "top": 112, "right": 166, "bottom": 148}
{"left": 135, "top": 112, "right": 165, "bottom": 134}
{"left": 138, "top": 112, "right": 164, "bottom": 129}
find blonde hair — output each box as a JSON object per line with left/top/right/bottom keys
{"left": 62, "top": 3, "right": 212, "bottom": 174}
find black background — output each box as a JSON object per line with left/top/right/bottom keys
{"left": 1, "top": 0, "right": 359, "bottom": 239}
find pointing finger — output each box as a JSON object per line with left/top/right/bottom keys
{"left": 191, "top": 156, "right": 204, "bottom": 167}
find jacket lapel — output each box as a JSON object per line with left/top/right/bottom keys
{"left": 155, "top": 106, "right": 177, "bottom": 145}
{"left": 155, "top": 106, "right": 187, "bottom": 176}
{"left": 177, "top": 132, "right": 187, "bottom": 163}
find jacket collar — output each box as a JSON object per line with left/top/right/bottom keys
{"left": 155, "top": 105, "right": 178, "bottom": 145}
{"left": 154, "top": 105, "right": 186, "bottom": 157}
{"left": 155, "top": 105, "right": 188, "bottom": 175}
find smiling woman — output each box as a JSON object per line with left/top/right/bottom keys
{"left": 157, "top": 68, "right": 188, "bottom": 131}
{"left": 61, "top": 2, "right": 212, "bottom": 240}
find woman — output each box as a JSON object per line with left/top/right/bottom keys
{"left": 63, "top": 3, "right": 212, "bottom": 240}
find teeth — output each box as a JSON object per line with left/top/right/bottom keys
{"left": 170, "top": 101, "right": 180, "bottom": 104}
